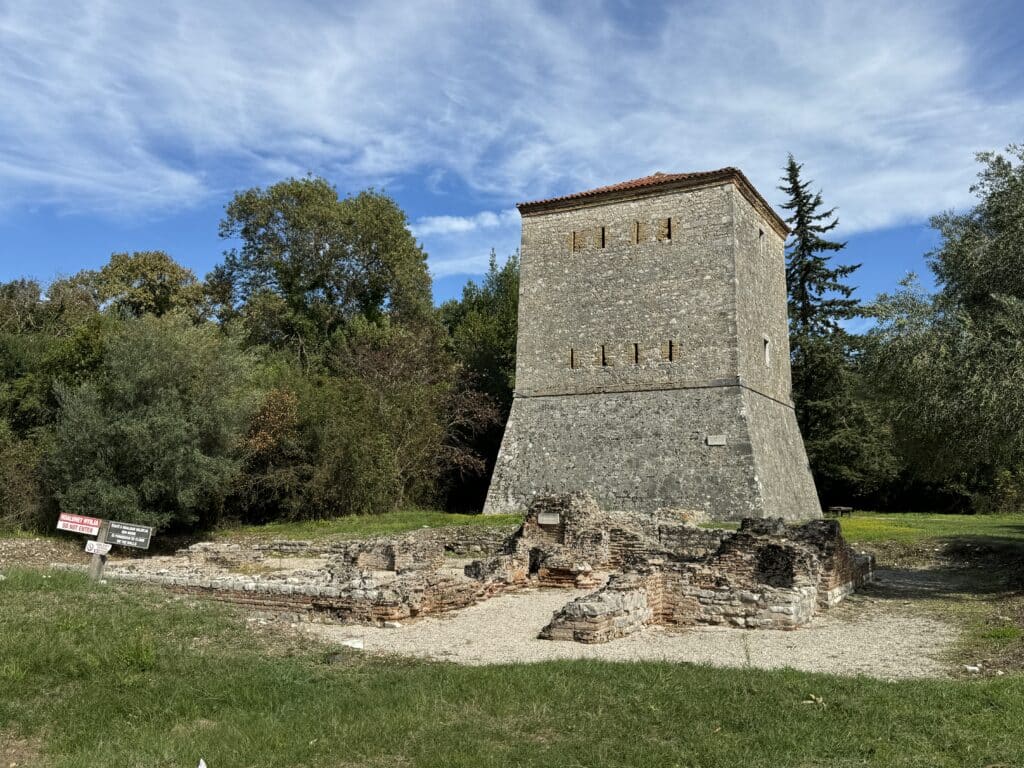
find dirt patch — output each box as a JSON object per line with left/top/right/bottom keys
{"left": 0, "top": 729, "right": 45, "bottom": 768}
{"left": 0, "top": 536, "right": 83, "bottom": 570}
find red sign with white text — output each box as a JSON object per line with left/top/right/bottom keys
{"left": 56, "top": 513, "right": 102, "bottom": 536}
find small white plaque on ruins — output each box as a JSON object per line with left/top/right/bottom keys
{"left": 537, "top": 512, "right": 561, "bottom": 526}
{"left": 706, "top": 434, "right": 727, "bottom": 446}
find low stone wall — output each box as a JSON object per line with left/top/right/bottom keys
{"left": 112, "top": 563, "right": 517, "bottom": 624}
{"left": 251, "top": 524, "right": 518, "bottom": 559}
{"left": 539, "top": 572, "right": 656, "bottom": 643}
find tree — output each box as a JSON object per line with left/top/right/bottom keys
{"left": 98, "top": 251, "right": 205, "bottom": 320}
{"left": 215, "top": 178, "right": 433, "bottom": 365}
{"left": 46, "top": 315, "right": 259, "bottom": 531}
{"left": 212, "top": 176, "right": 495, "bottom": 517}
{"left": 867, "top": 146, "right": 1024, "bottom": 511}
{"left": 440, "top": 251, "right": 519, "bottom": 410}
{"left": 779, "top": 156, "right": 897, "bottom": 503}
{"left": 439, "top": 252, "right": 519, "bottom": 509}
{"left": 779, "top": 155, "right": 859, "bottom": 334}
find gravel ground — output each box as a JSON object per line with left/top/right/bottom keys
{"left": 304, "top": 571, "right": 957, "bottom": 680}
{"left": 0, "top": 536, "right": 83, "bottom": 569}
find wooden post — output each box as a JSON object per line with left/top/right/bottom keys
{"left": 89, "top": 520, "right": 111, "bottom": 582}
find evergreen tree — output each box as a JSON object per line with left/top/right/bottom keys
{"left": 778, "top": 156, "right": 897, "bottom": 504}
{"left": 779, "top": 155, "right": 859, "bottom": 334}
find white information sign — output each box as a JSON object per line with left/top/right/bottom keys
{"left": 56, "top": 513, "right": 102, "bottom": 536}
{"left": 85, "top": 540, "right": 112, "bottom": 556}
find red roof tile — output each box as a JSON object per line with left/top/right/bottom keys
{"left": 516, "top": 167, "right": 788, "bottom": 235}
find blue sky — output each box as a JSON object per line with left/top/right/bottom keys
{"left": 1, "top": 1, "right": 1021, "bottom": 305}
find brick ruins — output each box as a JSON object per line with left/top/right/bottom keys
{"left": 92, "top": 493, "right": 872, "bottom": 644}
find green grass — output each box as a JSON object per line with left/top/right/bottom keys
{"left": 0, "top": 527, "right": 44, "bottom": 539}
{"left": 2, "top": 569, "right": 1023, "bottom": 768}
{"left": 838, "top": 512, "right": 1024, "bottom": 544}
{"left": 214, "top": 508, "right": 522, "bottom": 541}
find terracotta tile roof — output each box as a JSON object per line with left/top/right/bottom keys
{"left": 517, "top": 167, "right": 789, "bottom": 235}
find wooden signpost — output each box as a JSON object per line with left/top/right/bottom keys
{"left": 55, "top": 512, "right": 154, "bottom": 582}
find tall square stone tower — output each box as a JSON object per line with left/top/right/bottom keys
{"left": 483, "top": 168, "right": 821, "bottom": 521}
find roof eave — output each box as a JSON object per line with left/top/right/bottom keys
{"left": 517, "top": 169, "right": 790, "bottom": 237}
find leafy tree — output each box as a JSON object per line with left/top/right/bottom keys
{"left": 46, "top": 315, "right": 259, "bottom": 531}
{"left": 439, "top": 253, "right": 519, "bottom": 509}
{"left": 868, "top": 146, "right": 1024, "bottom": 511}
{"left": 441, "top": 251, "right": 519, "bottom": 410}
{"left": 0, "top": 419, "right": 46, "bottom": 531}
{"left": 215, "top": 178, "right": 433, "bottom": 365}
{"left": 98, "top": 251, "right": 205, "bottom": 320}
{"left": 0, "top": 272, "right": 108, "bottom": 437}
{"left": 779, "top": 156, "right": 897, "bottom": 503}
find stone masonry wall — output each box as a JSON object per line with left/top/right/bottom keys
{"left": 484, "top": 173, "right": 821, "bottom": 521}
{"left": 485, "top": 386, "right": 769, "bottom": 520}
{"left": 513, "top": 183, "right": 738, "bottom": 397}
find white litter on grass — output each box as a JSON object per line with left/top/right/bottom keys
{"left": 340, "top": 637, "right": 364, "bottom": 650}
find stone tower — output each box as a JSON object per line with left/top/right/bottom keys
{"left": 483, "top": 168, "right": 821, "bottom": 521}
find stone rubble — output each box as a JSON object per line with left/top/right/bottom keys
{"left": 82, "top": 494, "right": 871, "bottom": 644}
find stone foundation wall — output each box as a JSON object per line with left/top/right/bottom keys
{"left": 250, "top": 524, "right": 517, "bottom": 559}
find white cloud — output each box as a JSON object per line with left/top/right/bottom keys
{"left": 0, "top": 0, "right": 1019, "bottom": 259}
{"left": 411, "top": 209, "right": 519, "bottom": 278}
{"left": 411, "top": 209, "right": 518, "bottom": 238}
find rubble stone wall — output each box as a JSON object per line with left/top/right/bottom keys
{"left": 484, "top": 175, "right": 821, "bottom": 522}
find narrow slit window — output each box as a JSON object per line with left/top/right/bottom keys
{"left": 668, "top": 340, "right": 675, "bottom": 362}
{"left": 633, "top": 343, "right": 640, "bottom": 364}
{"left": 600, "top": 226, "right": 606, "bottom": 248}
{"left": 660, "top": 217, "right": 672, "bottom": 241}
{"left": 601, "top": 345, "right": 608, "bottom": 366}
{"left": 633, "top": 220, "right": 642, "bottom": 244}
{"left": 570, "top": 347, "right": 576, "bottom": 369}
{"left": 763, "top": 337, "right": 771, "bottom": 367}
{"left": 571, "top": 231, "right": 581, "bottom": 252}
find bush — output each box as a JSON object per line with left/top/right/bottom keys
{"left": 0, "top": 421, "right": 47, "bottom": 531}
{"left": 46, "top": 316, "right": 259, "bottom": 532}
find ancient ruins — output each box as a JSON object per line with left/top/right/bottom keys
{"left": 68, "top": 172, "right": 864, "bottom": 646}
{"left": 484, "top": 168, "right": 821, "bottom": 521}
{"left": 90, "top": 493, "right": 872, "bottom": 644}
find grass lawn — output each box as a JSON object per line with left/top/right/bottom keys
{"left": 839, "top": 512, "right": 1024, "bottom": 544}
{"left": 214, "top": 509, "right": 523, "bottom": 541}
{"left": 2, "top": 569, "right": 1024, "bottom": 768}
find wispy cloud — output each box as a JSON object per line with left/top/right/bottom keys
{"left": 0, "top": 0, "right": 1020, "bottom": 269}
{"left": 411, "top": 209, "right": 518, "bottom": 238}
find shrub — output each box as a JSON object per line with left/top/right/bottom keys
{"left": 46, "top": 316, "right": 259, "bottom": 532}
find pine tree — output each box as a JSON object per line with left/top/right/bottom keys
{"left": 779, "top": 154, "right": 859, "bottom": 334}
{"left": 778, "top": 156, "right": 897, "bottom": 504}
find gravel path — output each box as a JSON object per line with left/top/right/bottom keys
{"left": 304, "top": 573, "right": 956, "bottom": 679}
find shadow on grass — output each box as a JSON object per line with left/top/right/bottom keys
{"left": 861, "top": 528, "right": 1024, "bottom": 602}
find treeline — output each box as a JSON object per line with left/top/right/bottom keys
{"left": 0, "top": 178, "right": 517, "bottom": 533}
{"left": 2, "top": 147, "right": 1022, "bottom": 532}
{"left": 785, "top": 145, "right": 1024, "bottom": 513}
